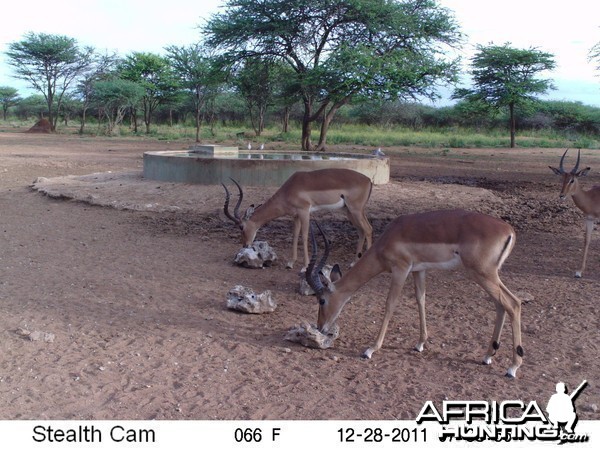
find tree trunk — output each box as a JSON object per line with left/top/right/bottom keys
{"left": 195, "top": 108, "right": 201, "bottom": 143}
{"left": 79, "top": 107, "right": 88, "bottom": 134}
{"left": 46, "top": 86, "right": 56, "bottom": 132}
{"left": 282, "top": 106, "right": 290, "bottom": 133}
{"left": 301, "top": 97, "right": 313, "bottom": 151}
{"left": 509, "top": 102, "right": 516, "bottom": 148}
{"left": 315, "top": 99, "right": 348, "bottom": 152}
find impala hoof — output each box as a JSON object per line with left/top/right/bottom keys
{"left": 286, "top": 261, "right": 294, "bottom": 270}
{"left": 575, "top": 271, "right": 582, "bottom": 278}
{"left": 362, "top": 349, "right": 374, "bottom": 359}
{"left": 482, "top": 356, "right": 493, "bottom": 366}
{"left": 414, "top": 343, "right": 425, "bottom": 352}
{"left": 505, "top": 370, "right": 516, "bottom": 379}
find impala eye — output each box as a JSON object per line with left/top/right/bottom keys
{"left": 319, "top": 298, "right": 326, "bottom": 306}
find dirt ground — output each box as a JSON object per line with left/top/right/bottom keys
{"left": 0, "top": 131, "right": 598, "bottom": 421}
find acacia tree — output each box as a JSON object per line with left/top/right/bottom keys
{"left": 75, "top": 52, "right": 120, "bottom": 134}
{"left": 119, "top": 52, "right": 180, "bottom": 134}
{"left": 0, "top": 86, "right": 21, "bottom": 120}
{"left": 453, "top": 43, "right": 556, "bottom": 148}
{"left": 205, "top": 0, "right": 462, "bottom": 151}
{"left": 165, "top": 44, "right": 222, "bottom": 142}
{"left": 5, "top": 32, "right": 94, "bottom": 131}
{"left": 92, "top": 79, "right": 145, "bottom": 135}
{"left": 234, "top": 57, "right": 285, "bottom": 137}
{"left": 590, "top": 41, "right": 600, "bottom": 74}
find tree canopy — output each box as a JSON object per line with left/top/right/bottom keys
{"left": 119, "top": 52, "right": 180, "bottom": 133}
{"left": 0, "top": 86, "right": 21, "bottom": 120}
{"left": 5, "top": 32, "right": 94, "bottom": 131}
{"left": 165, "top": 44, "right": 223, "bottom": 142}
{"left": 453, "top": 43, "right": 556, "bottom": 147}
{"left": 204, "top": 0, "right": 463, "bottom": 150}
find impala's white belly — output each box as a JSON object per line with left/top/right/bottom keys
{"left": 309, "top": 197, "right": 345, "bottom": 213}
{"left": 411, "top": 253, "right": 462, "bottom": 272}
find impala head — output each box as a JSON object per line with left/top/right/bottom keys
{"left": 549, "top": 148, "right": 591, "bottom": 199}
{"left": 222, "top": 178, "right": 258, "bottom": 247}
{"left": 305, "top": 221, "right": 343, "bottom": 333}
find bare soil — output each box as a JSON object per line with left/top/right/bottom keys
{"left": 0, "top": 131, "right": 598, "bottom": 420}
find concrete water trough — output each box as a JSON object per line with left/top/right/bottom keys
{"left": 143, "top": 145, "right": 389, "bottom": 186}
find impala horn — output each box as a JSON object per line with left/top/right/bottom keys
{"left": 558, "top": 148, "right": 582, "bottom": 175}
{"left": 558, "top": 148, "right": 569, "bottom": 174}
{"left": 306, "top": 220, "right": 331, "bottom": 296}
{"left": 222, "top": 178, "right": 244, "bottom": 227}
{"left": 572, "top": 149, "right": 581, "bottom": 174}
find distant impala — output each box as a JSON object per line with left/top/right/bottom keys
{"left": 222, "top": 168, "right": 373, "bottom": 271}
{"left": 549, "top": 148, "right": 600, "bottom": 277}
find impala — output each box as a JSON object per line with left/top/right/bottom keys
{"left": 306, "top": 210, "right": 524, "bottom": 378}
{"left": 222, "top": 168, "right": 373, "bottom": 271}
{"left": 549, "top": 148, "right": 600, "bottom": 278}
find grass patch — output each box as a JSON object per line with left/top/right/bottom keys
{"left": 3, "top": 119, "right": 598, "bottom": 149}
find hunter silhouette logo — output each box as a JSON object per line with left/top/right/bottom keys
{"left": 546, "top": 380, "right": 588, "bottom": 435}
{"left": 417, "top": 378, "right": 590, "bottom": 443}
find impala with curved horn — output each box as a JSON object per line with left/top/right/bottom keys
{"left": 549, "top": 148, "right": 600, "bottom": 278}
{"left": 306, "top": 210, "right": 524, "bottom": 378}
{"left": 222, "top": 168, "right": 373, "bottom": 271}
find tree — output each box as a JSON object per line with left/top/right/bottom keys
{"left": 5, "top": 32, "right": 94, "bottom": 131}
{"left": 92, "top": 79, "right": 145, "bottom": 135}
{"left": 13, "top": 95, "right": 46, "bottom": 120}
{"left": 205, "top": 0, "right": 462, "bottom": 151}
{"left": 590, "top": 39, "right": 600, "bottom": 72}
{"left": 0, "top": 86, "right": 21, "bottom": 120}
{"left": 75, "top": 52, "right": 121, "bottom": 134}
{"left": 165, "top": 44, "right": 222, "bottom": 142}
{"left": 119, "top": 52, "right": 180, "bottom": 134}
{"left": 234, "top": 57, "right": 281, "bottom": 137}
{"left": 453, "top": 43, "right": 556, "bottom": 148}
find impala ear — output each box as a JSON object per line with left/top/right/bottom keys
{"left": 330, "top": 264, "right": 343, "bottom": 282}
{"left": 243, "top": 205, "right": 255, "bottom": 221}
{"left": 549, "top": 166, "right": 562, "bottom": 175}
{"left": 577, "top": 167, "right": 591, "bottom": 177}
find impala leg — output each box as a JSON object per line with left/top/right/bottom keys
{"left": 412, "top": 270, "right": 428, "bottom": 352}
{"left": 363, "top": 266, "right": 409, "bottom": 359}
{"left": 299, "top": 212, "right": 311, "bottom": 273}
{"left": 576, "top": 219, "right": 594, "bottom": 278}
{"left": 472, "top": 272, "right": 523, "bottom": 378}
{"left": 345, "top": 209, "right": 373, "bottom": 266}
{"left": 286, "top": 217, "right": 301, "bottom": 270}
{"left": 358, "top": 210, "right": 373, "bottom": 252}
{"left": 483, "top": 302, "right": 506, "bottom": 365}
{"left": 500, "top": 282, "right": 523, "bottom": 378}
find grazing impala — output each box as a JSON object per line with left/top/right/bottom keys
{"left": 222, "top": 168, "right": 373, "bottom": 271}
{"left": 306, "top": 210, "right": 524, "bottom": 378}
{"left": 549, "top": 148, "right": 600, "bottom": 278}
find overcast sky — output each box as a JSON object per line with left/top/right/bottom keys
{"left": 1, "top": 0, "right": 599, "bottom": 106}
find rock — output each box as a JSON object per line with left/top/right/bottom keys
{"left": 15, "top": 328, "right": 55, "bottom": 342}
{"left": 515, "top": 291, "right": 534, "bottom": 303}
{"left": 298, "top": 264, "right": 333, "bottom": 295}
{"left": 284, "top": 322, "right": 340, "bottom": 349}
{"left": 226, "top": 285, "right": 277, "bottom": 314}
{"left": 234, "top": 241, "right": 277, "bottom": 269}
